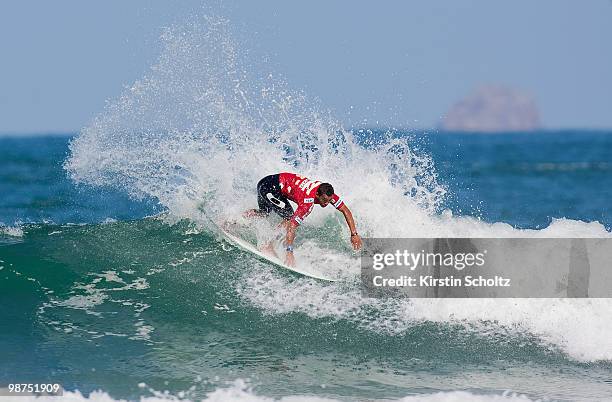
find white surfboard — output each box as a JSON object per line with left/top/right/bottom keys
{"left": 218, "top": 225, "right": 338, "bottom": 282}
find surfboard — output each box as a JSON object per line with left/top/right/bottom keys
{"left": 218, "top": 224, "right": 338, "bottom": 282}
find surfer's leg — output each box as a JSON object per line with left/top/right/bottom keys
{"left": 243, "top": 175, "right": 276, "bottom": 218}
{"left": 253, "top": 174, "right": 294, "bottom": 219}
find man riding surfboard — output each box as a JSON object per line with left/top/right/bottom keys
{"left": 245, "top": 172, "right": 362, "bottom": 267}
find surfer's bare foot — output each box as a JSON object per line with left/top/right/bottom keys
{"left": 260, "top": 242, "right": 279, "bottom": 259}
{"left": 243, "top": 209, "right": 267, "bottom": 219}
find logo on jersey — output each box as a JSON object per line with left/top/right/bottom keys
{"left": 304, "top": 198, "right": 314, "bottom": 203}
{"left": 266, "top": 193, "right": 286, "bottom": 208}
{"left": 298, "top": 179, "right": 321, "bottom": 195}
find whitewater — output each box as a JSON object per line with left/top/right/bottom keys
{"left": 65, "top": 16, "right": 612, "bottom": 361}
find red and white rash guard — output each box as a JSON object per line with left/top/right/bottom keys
{"left": 278, "top": 172, "right": 344, "bottom": 225}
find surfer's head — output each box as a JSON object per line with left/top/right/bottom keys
{"left": 316, "top": 183, "right": 334, "bottom": 207}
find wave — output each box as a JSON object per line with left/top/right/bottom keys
{"left": 52, "top": 16, "right": 612, "bottom": 367}
{"left": 4, "top": 219, "right": 612, "bottom": 365}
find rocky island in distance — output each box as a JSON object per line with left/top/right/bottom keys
{"left": 441, "top": 85, "right": 541, "bottom": 132}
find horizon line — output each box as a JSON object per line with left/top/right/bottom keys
{"left": 2, "top": 127, "right": 612, "bottom": 138}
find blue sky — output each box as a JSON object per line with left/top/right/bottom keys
{"left": 1, "top": 0, "right": 611, "bottom": 134}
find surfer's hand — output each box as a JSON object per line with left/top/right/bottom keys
{"left": 351, "top": 234, "right": 362, "bottom": 250}
{"left": 285, "top": 251, "right": 296, "bottom": 267}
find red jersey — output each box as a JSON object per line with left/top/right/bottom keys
{"left": 278, "top": 172, "right": 344, "bottom": 225}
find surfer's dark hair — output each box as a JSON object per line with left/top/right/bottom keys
{"left": 317, "top": 183, "right": 334, "bottom": 197}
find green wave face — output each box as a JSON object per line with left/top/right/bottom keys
{"left": 2, "top": 218, "right": 611, "bottom": 401}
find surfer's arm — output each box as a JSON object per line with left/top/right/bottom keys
{"left": 338, "top": 204, "right": 362, "bottom": 250}
{"left": 284, "top": 220, "right": 298, "bottom": 247}
{"left": 283, "top": 203, "right": 312, "bottom": 249}
{"left": 283, "top": 220, "right": 298, "bottom": 267}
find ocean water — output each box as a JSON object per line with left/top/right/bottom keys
{"left": 2, "top": 18, "right": 612, "bottom": 402}
{"left": 2, "top": 131, "right": 612, "bottom": 402}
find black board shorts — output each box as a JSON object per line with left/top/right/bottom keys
{"left": 257, "top": 174, "right": 294, "bottom": 220}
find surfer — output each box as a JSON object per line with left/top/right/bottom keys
{"left": 245, "top": 173, "right": 362, "bottom": 267}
